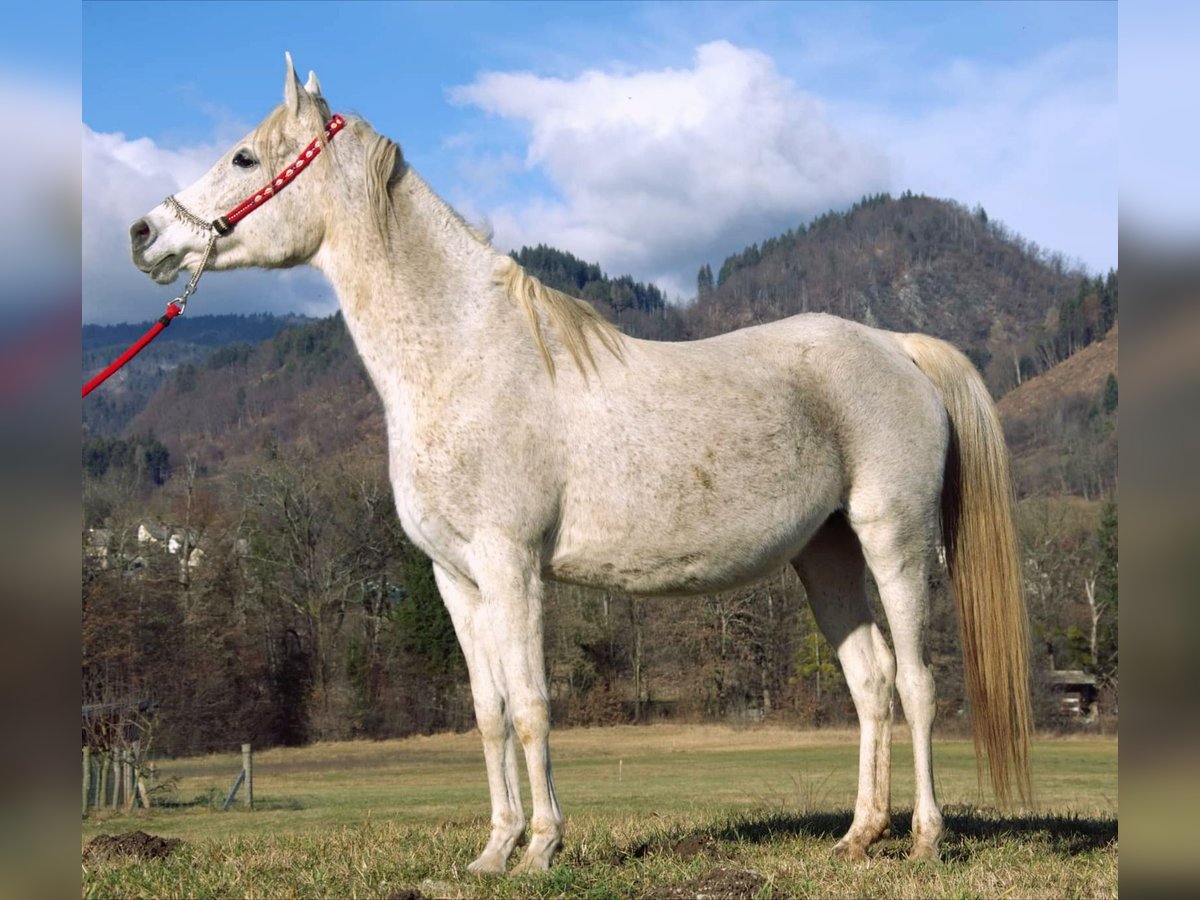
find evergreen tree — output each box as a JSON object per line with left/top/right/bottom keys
{"left": 1101, "top": 269, "right": 1118, "bottom": 332}
{"left": 392, "top": 547, "right": 465, "bottom": 684}
{"left": 1102, "top": 373, "right": 1118, "bottom": 415}
{"left": 1094, "top": 499, "right": 1118, "bottom": 683}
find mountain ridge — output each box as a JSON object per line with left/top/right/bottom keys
{"left": 99, "top": 192, "right": 1114, "bottom": 500}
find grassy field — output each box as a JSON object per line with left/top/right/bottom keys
{"left": 81, "top": 725, "right": 1117, "bottom": 898}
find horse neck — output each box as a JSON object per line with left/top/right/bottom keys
{"left": 312, "top": 169, "right": 524, "bottom": 412}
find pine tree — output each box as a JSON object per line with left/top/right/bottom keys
{"left": 1103, "top": 373, "right": 1118, "bottom": 415}
{"left": 1094, "top": 499, "right": 1118, "bottom": 683}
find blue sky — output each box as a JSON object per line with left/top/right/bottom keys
{"left": 82, "top": 0, "right": 1117, "bottom": 323}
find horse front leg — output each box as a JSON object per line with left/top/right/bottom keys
{"left": 508, "top": 681, "right": 562, "bottom": 874}
{"left": 470, "top": 542, "right": 563, "bottom": 874}
{"left": 434, "top": 566, "right": 526, "bottom": 874}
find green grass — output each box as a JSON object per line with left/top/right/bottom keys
{"left": 81, "top": 725, "right": 1117, "bottom": 898}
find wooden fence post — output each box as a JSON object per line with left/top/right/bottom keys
{"left": 242, "top": 743, "right": 253, "bottom": 809}
{"left": 82, "top": 746, "right": 91, "bottom": 815}
{"left": 98, "top": 751, "right": 109, "bottom": 809}
{"left": 123, "top": 748, "right": 135, "bottom": 811}
{"left": 132, "top": 740, "right": 143, "bottom": 809}
{"left": 110, "top": 751, "right": 121, "bottom": 809}
{"left": 114, "top": 751, "right": 123, "bottom": 808}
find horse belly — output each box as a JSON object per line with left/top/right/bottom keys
{"left": 545, "top": 328, "right": 852, "bottom": 595}
{"left": 546, "top": 454, "right": 842, "bottom": 596}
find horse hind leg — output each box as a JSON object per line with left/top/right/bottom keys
{"left": 848, "top": 491, "right": 945, "bottom": 861}
{"left": 793, "top": 513, "right": 896, "bottom": 861}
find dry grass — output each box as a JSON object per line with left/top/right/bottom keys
{"left": 997, "top": 326, "right": 1118, "bottom": 423}
{"left": 82, "top": 724, "right": 1117, "bottom": 898}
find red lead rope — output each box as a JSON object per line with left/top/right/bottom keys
{"left": 82, "top": 302, "right": 185, "bottom": 397}
{"left": 82, "top": 114, "right": 346, "bottom": 399}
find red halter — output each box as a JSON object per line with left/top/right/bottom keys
{"left": 217, "top": 114, "right": 346, "bottom": 233}
{"left": 82, "top": 114, "right": 346, "bottom": 398}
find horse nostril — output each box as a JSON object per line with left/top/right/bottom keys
{"left": 130, "top": 218, "right": 154, "bottom": 251}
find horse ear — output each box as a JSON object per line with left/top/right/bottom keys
{"left": 283, "top": 51, "right": 308, "bottom": 114}
{"left": 305, "top": 70, "right": 323, "bottom": 98}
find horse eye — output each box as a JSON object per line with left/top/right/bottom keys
{"left": 232, "top": 150, "right": 258, "bottom": 169}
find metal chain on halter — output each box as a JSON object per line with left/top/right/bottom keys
{"left": 169, "top": 230, "right": 219, "bottom": 314}
{"left": 164, "top": 195, "right": 213, "bottom": 235}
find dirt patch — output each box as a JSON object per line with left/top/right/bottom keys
{"left": 386, "top": 890, "right": 425, "bottom": 900}
{"left": 655, "top": 867, "right": 768, "bottom": 899}
{"left": 670, "top": 833, "right": 719, "bottom": 860}
{"left": 83, "top": 831, "right": 182, "bottom": 863}
{"left": 612, "top": 832, "right": 724, "bottom": 865}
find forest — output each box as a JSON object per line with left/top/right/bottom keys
{"left": 82, "top": 193, "right": 1117, "bottom": 758}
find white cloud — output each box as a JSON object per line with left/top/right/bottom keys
{"left": 839, "top": 40, "right": 1116, "bottom": 275}
{"left": 451, "top": 40, "right": 890, "bottom": 300}
{"left": 82, "top": 125, "right": 335, "bottom": 324}
{"left": 450, "top": 38, "right": 1115, "bottom": 296}
{"left": 81, "top": 36, "right": 1115, "bottom": 323}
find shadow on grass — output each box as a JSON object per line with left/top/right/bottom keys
{"left": 150, "top": 793, "right": 305, "bottom": 812}
{"left": 253, "top": 797, "right": 306, "bottom": 811}
{"left": 612, "top": 808, "right": 1116, "bottom": 865}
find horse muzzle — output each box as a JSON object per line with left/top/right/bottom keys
{"left": 130, "top": 217, "right": 182, "bottom": 283}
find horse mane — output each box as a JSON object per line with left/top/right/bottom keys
{"left": 495, "top": 257, "right": 625, "bottom": 380}
{"left": 351, "top": 120, "right": 624, "bottom": 379}
{"left": 354, "top": 120, "right": 402, "bottom": 244}
{"left": 264, "top": 111, "right": 623, "bottom": 379}
{"left": 348, "top": 116, "right": 498, "bottom": 249}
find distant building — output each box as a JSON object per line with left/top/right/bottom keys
{"left": 87, "top": 522, "right": 205, "bottom": 572}
{"left": 1046, "top": 668, "right": 1099, "bottom": 720}
{"left": 85, "top": 528, "right": 112, "bottom": 569}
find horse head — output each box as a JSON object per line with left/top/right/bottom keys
{"left": 129, "top": 53, "right": 336, "bottom": 284}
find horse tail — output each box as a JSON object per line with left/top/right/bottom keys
{"left": 895, "top": 332, "right": 1033, "bottom": 807}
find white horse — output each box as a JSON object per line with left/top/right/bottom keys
{"left": 130, "top": 55, "right": 1032, "bottom": 872}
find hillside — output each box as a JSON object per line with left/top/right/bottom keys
{"left": 509, "top": 245, "right": 687, "bottom": 341}
{"left": 126, "top": 313, "right": 383, "bottom": 474}
{"left": 692, "top": 193, "right": 1107, "bottom": 397}
{"left": 999, "top": 325, "right": 1118, "bottom": 498}
{"left": 998, "top": 325, "right": 1118, "bottom": 421}
{"left": 83, "top": 313, "right": 315, "bottom": 435}
{"left": 83, "top": 313, "right": 313, "bottom": 353}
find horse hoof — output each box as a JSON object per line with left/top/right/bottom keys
{"left": 510, "top": 855, "right": 550, "bottom": 876}
{"left": 510, "top": 832, "right": 561, "bottom": 876}
{"left": 831, "top": 840, "right": 868, "bottom": 863}
{"left": 466, "top": 853, "right": 506, "bottom": 876}
{"left": 907, "top": 843, "right": 941, "bottom": 862}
